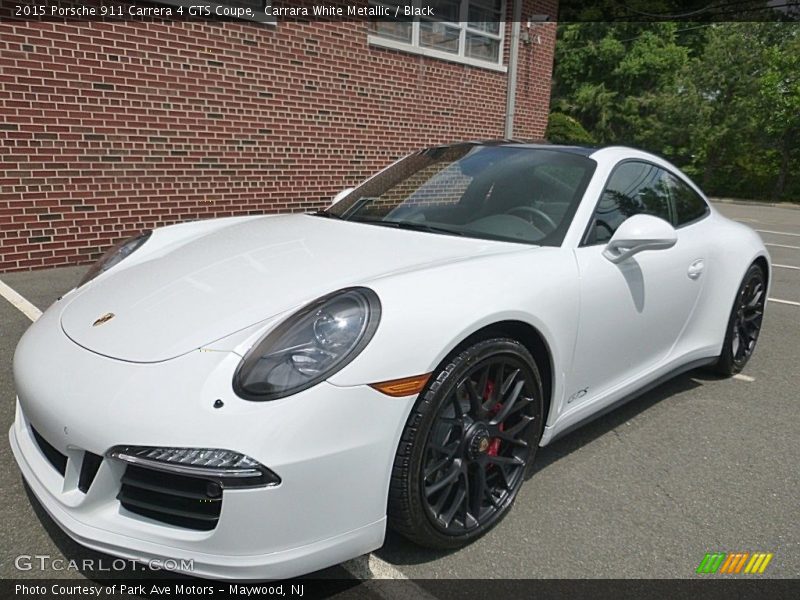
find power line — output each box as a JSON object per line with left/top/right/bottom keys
{"left": 703, "top": 0, "right": 800, "bottom": 19}
{"left": 611, "top": 0, "right": 800, "bottom": 22}
{"left": 621, "top": 2, "right": 720, "bottom": 19}
{"left": 614, "top": 23, "right": 716, "bottom": 44}
{"left": 606, "top": 6, "right": 798, "bottom": 45}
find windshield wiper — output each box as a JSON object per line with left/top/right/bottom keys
{"left": 309, "top": 210, "right": 345, "bottom": 219}
{"left": 352, "top": 218, "right": 465, "bottom": 237}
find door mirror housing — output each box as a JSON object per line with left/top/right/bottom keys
{"left": 602, "top": 214, "right": 677, "bottom": 264}
{"left": 331, "top": 187, "right": 354, "bottom": 207}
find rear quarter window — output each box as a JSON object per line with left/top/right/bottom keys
{"left": 664, "top": 172, "right": 710, "bottom": 226}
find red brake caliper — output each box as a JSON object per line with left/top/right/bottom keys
{"left": 483, "top": 381, "right": 503, "bottom": 457}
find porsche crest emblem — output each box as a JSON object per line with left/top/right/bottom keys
{"left": 92, "top": 312, "right": 115, "bottom": 327}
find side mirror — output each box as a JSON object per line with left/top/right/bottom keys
{"left": 602, "top": 214, "right": 677, "bottom": 264}
{"left": 330, "top": 187, "right": 354, "bottom": 207}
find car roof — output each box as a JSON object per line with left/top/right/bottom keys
{"left": 445, "top": 139, "right": 600, "bottom": 157}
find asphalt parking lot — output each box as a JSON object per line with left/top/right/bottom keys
{"left": 0, "top": 201, "right": 797, "bottom": 588}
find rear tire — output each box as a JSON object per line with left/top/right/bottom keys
{"left": 387, "top": 338, "right": 544, "bottom": 549}
{"left": 712, "top": 263, "right": 766, "bottom": 376}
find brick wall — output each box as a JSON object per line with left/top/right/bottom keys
{"left": 0, "top": 3, "right": 557, "bottom": 272}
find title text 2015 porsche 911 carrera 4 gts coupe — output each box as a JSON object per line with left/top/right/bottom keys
{"left": 10, "top": 142, "right": 769, "bottom": 579}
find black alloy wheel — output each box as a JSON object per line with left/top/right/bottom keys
{"left": 388, "top": 338, "right": 543, "bottom": 549}
{"left": 713, "top": 263, "right": 767, "bottom": 376}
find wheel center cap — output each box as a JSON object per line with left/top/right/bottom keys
{"left": 466, "top": 424, "right": 491, "bottom": 459}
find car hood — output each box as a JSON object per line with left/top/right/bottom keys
{"left": 60, "top": 214, "right": 526, "bottom": 362}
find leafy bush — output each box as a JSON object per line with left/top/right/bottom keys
{"left": 545, "top": 112, "right": 596, "bottom": 145}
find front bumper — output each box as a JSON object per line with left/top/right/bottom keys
{"left": 9, "top": 304, "right": 415, "bottom": 580}
{"left": 10, "top": 411, "right": 385, "bottom": 579}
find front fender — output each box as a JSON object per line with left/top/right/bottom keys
{"left": 327, "top": 248, "right": 580, "bottom": 423}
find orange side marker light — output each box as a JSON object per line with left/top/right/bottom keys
{"left": 370, "top": 373, "right": 432, "bottom": 397}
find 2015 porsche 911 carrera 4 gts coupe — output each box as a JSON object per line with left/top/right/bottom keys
{"left": 10, "top": 142, "right": 769, "bottom": 579}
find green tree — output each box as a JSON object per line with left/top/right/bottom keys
{"left": 758, "top": 26, "right": 800, "bottom": 199}
{"left": 551, "top": 21, "right": 800, "bottom": 201}
{"left": 551, "top": 23, "right": 695, "bottom": 146}
{"left": 660, "top": 23, "right": 800, "bottom": 200}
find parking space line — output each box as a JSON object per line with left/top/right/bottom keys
{"left": 343, "top": 554, "right": 409, "bottom": 580}
{"left": 765, "top": 243, "right": 800, "bottom": 250}
{"left": 0, "top": 278, "right": 42, "bottom": 322}
{"left": 732, "top": 374, "right": 755, "bottom": 382}
{"left": 768, "top": 297, "right": 800, "bottom": 307}
{"left": 757, "top": 229, "right": 800, "bottom": 238}
{"left": 342, "top": 555, "right": 437, "bottom": 596}
{"left": 774, "top": 264, "right": 800, "bottom": 270}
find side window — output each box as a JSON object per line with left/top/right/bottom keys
{"left": 664, "top": 172, "right": 709, "bottom": 226}
{"left": 587, "top": 161, "right": 673, "bottom": 245}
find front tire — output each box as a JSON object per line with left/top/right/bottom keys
{"left": 712, "top": 263, "right": 766, "bottom": 376}
{"left": 387, "top": 338, "right": 544, "bottom": 549}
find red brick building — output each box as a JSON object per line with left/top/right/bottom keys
{"left": 0, "top": 1, "right": 558, "bottom": 272}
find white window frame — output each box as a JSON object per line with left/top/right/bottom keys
{"left": 368, "top": 0, "right": 507, "bottom": 72}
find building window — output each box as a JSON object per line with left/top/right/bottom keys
{"left": 368, "top": 1, "right": 506, "bottom": 71}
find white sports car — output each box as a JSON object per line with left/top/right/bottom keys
{"left": 10, "top": 142, "right": 769, "bottom": 580}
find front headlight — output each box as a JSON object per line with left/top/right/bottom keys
{"left": 78, "top": 231, "right": 151, "bottom": 287}
{"left": 234, "top": 287, "right": 381, "bottom": 401}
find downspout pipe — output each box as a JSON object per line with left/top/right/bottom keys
{"left": 504, "top": 0, "right": 523, "bottom": 139}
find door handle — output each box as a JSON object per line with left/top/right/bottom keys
{"left": 687, "top": 259, "right": 705, "bottom": 280}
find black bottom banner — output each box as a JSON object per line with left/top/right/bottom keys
{"left": 3, "top": 578, "right": 798, "bottom": 600}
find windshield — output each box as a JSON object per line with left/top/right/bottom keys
{"left": 324, "top": 144, "right": 597, "bottom": 246}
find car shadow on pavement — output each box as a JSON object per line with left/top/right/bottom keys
{"left": 375, "top": 369, "right": 709, "bottom": 567}
{"left": 528, "top": 370, "right": 713, "bottom": 476}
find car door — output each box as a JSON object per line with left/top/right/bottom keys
{"left": 566, "top": 161, "right": 709, "bottom": 408}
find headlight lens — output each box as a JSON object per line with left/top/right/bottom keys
{"left": 78, "top": 231, "right": 151, "bottom": 287}
{"left": 234, "top": 287, "right": 381, "bottom": 401}
{"left": 108, "top": 446, "right": 279, "bottom": 488}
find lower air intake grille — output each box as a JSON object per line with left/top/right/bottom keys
{"left": 78, "top": 451, "right": 103, "bottom": 493}
{"left": 117, "top": 464, "right": 222, "bottom": 531}
{"left": 31, "top": 427, "right": 67, "bottom": 476}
